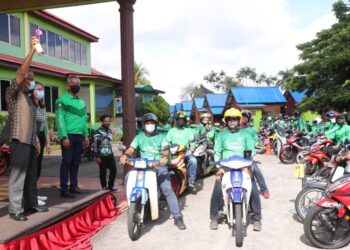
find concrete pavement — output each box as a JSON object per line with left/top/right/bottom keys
{"left": 91, "top": 154, "right": 346, "bottom": 250}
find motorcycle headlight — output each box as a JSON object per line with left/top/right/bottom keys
{"left": 134, "top": 160, "right": 147, "bottom": 169}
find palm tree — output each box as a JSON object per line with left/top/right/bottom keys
{"left": 134, "top": 62, "right": 151, "bottom": 85}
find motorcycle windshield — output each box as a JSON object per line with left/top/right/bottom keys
{"left": 219, "top": 155, "right": 253, "bottom": 169}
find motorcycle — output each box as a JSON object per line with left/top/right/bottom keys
{"left": 0, "top": 144, "right": 10, "bottom": 175}
{"left": 125, "top": 158, "right": 160, "bottom": 241}
{"left": 279, "top": 131, "right": 313, "bottom": 164}
{"left": 193, "top": 139, "right": 215, "bottom": 178}
{"left": 169, "top": 144, "right": 189, "bottom": 197}
{"left": 219, "top": 152, "right": 254, "bottom": 247}
{"left": 303, "top": 174, "right": 350, "bottom": 249}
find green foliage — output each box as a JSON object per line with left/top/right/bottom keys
{"left": 204, "top": 70, "right": 241, "bottom": 92}
{"left": 47, "top": 113, "right": 57, "bottom": 132}
{"left": 134, "top": 62, "right": 151, "bottom": 85}
{"left": 0, "top": 113, "right": 8, "bottom": 133}
{"left": 180, "top": 83, "right": 214, "bottom": 100}
{"left": 286, "top": 0, "right": 350, "bottom": 113}
{"left": 140, "top": 96, "right": 170, "bottom": 124}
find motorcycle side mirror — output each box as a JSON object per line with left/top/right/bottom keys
{"left": 244, "top": 150, "right": 252, "bottom": 159}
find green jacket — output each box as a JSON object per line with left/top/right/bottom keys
{"left": 241, "top": 126, "right": 259, "bottom": 146}
{"left": 93, "top": 126, "right": 113, "bottom": 157}
{"left": 325, "top": 124, "right": 350, "bottom": 143}
{"left": 308, "top": 124, "right": 324, "bottom": 137}
{"left": 55, "top": 92, "right": 88, "bottom": 139}
{"left": 214, "top": 129, "right": 255, "bottom": 162}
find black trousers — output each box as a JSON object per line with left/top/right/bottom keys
{"left": 37, "top": 131, "right": 46, "bottom": 179}
{"left": 9, "top": 140, "right": 38, "bottom": 213}
{"left": 98, "top": 154, "right": 117, "bottom": 189}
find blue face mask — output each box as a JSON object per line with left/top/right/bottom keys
{"left": 34, "top": 90, "right": 45, "bottom": 100}
{"left": 29, "top": 80, "right": 36, "bottom": 91}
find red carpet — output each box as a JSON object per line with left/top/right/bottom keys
{"left": 0, "top": 193, "right": 120, "bottom": 250}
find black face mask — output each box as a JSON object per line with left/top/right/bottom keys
{"left": 70, "top": 85, "right": 80, "bottom": 94}
{"left": 102, "top": 124, "right": 110, "bottom": 129}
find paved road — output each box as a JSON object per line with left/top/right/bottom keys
{"left": 91, "top": 154, "right": 335, "bottom": 250}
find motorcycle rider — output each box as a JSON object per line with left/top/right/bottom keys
{"left": 324, "top": 111, "right": 338, "bottom": 131}
{"left": 120, "top": 113, "right": 186, "bottom": 230}
{"left": 291, "top": 110, "right": 306, "bottom": 132}
{"left": 210, "top": 108, "right": 269, "bottom": 231}
{"left": 308, "top": 117, "right": 323, "bottom": 137}
{"left": 167, "top": 111, "right": 198, "bottom": 187}
{"left": 325, "top": 113, "right": 350, "bottom": 144}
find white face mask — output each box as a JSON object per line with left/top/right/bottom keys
{"left": 330, "top": 118, "right": 336, "bottom": 123}
{"left": 145, "top": 124, "right": 156, "bottom": 134}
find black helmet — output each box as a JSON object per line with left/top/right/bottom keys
{"left": 241, "top": 110, "right": 252, "bottom": 121}
{"left": 175, "top": 111, "right": 187, "bottom": 128}
{"left": 142, "top": 113, "right": 158, "bottom": 124}
{"left": 283, "top": 114, "right": 290, "bottom": 121}
{"left": 293, "top": 110, "right": 300, "bottom": 117}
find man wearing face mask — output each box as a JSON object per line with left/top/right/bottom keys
{"left": 6, "top": 37, "right": 48, "bottom": 221}
{"left": 94, "top": 115, "right": 118, "bottom": 192}
{"left": 55, "top": 75, "right": 89, "bottom": 198}
{"left": 166, "top": 111, "right": 198, "bottom": 188}
{"left": 120, "top": 113, "right": 186, "bottom": 230}
{"left": 210, "top": 108, "right": 267, "bottom": 231}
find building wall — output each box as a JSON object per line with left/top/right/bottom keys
{"left": 285, "top": 93, "right": 296, "bottom": 115}
{"left": 262, "top": 105, "right": 282, "bottom": 116}
{"left": 301, "top": 111, "right": 319, "bottom": 122}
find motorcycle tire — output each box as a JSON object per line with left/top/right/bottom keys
{"left": 304, "top": 206, "right": 350, "bottom": 249}
{"left": 234, "top": 203, "right": 244, "bottom": 247}
{"left": 272, "top": 141, "right": 278, "bottom": 155}
{"left": 127, "top": 201, "right": 142, "bottom": 241}
{"left": 315, "top": 167, "right": 331, "bottom": 179}
{"left": 295, "top": 187, "right": 325, "bottom": 222}
{"left": 279, "top": 147, "right": 296, "bottom": 164}
{"left": 296, "top": 151, "right": 308, "bottom": 165}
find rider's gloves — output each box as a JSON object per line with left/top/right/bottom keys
{"left": 263, "top": 191, "right": 270, "bottom": 199}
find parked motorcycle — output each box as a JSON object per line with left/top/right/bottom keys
{"left": 219, "top": 151, "right": 254, "bottom": 247}
{"left": 169, "top": 144, "right": 189, "bottom": 197}
{"left": 125, "top": 158, "right": 160, "bottom": 241}
{"left": 303, "top": 174, "right": 350, "bottom": 249}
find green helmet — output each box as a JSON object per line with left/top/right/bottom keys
{"left": 175, "top": 111, "right": 187, "bottom": 120}
{"left": 175, "top": 111, "right": 187, "bottom": 128}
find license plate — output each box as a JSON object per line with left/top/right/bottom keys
{"left": 294, "top": 164, "right": 305, "bottom": 178}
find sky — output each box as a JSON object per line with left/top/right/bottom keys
{"left": 49, "top": 0, "right": 338, "bottom": 105}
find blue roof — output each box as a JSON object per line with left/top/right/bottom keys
{"left": 169, "top": 105, "right": 175, "bottom": 114}
{"left": 194, "top": 98, "right": 205, "bottom": 110}
{"left": 290, "top": 90, "right": 306, "bottom": 103}
{"left": 231, "top": 87, "right": 286, "bottom": 104}
{"left": 239, "top": 103, "right": 265, "bottom": 107}
{"left": 182, "top": 101, "right": 193, "bottom": 111}
{"left": 175, "top": 103, "right": 182, "bottom": 112}
{"left": 206, "top": 94, "right": 228, "bottom": 108}
{"left": 211, "top": 107, "right": 225, "bottom": 115}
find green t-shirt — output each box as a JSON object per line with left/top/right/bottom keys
{"left": 130, "top": 132, "right": 167, "bottom": 160}
{"left": 214, "top": 129, "right": 255, "bottom": 162}
{"left": 55, "top": 92, "right": 88, "bottom": 139}
{"left": 166, "top": 127, "right": 195, "bottom": 148}
{"left": 241, "top": 126, "right": 259, "bottom": 145}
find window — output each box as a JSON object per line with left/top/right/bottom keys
{"left": 48, "top": 31, "right": 55, "bottom": 57}
{"left": 0, "top": 14, "right": 20, "bottom": 47}
{"left": 40, "top": 29, "right": 47, "bottom": 54}
{"left": 0, "top": 80, "right": 10, "bottom": 111}
{"left": 30, "top": 23, "right": 37, "bottom": 37}
{"left": 44, "top": 86, "right": 59, "bottom": 113}
{"left": 69, "top": 40, "right": 75, "bottom": 62}
{"left": 55, "top": 34, "right": 62, "bottom": 59}
{"left": 95, "top": 85, "right": 113, "bottom": 120}
{"left": 62, "top": 37, "right": 69, "bottom": 60}
{"left": 81, "top": 44, "right": 87, "bottom": 66}
{"left": 74, "top": 41, "right": 81, "bottom": 64}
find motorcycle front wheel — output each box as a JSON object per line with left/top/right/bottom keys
{"left": 127, "top": 201, "right": 142, "bottom": 241}
{"left": 279, "top": 147, "right": 296, "bottom": 164}
{"left": 234, "top": 203, "right": 244, "bottom": 247}
{"left": 295, "top": 187, "right": 325, "bottom": 222}
{"left": 304, "top": 206, "right": 350, "bottom": 249}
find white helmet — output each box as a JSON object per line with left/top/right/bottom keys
{"left": 313, "top": 117, "right": 322, "bottom": 125}
{"left": 267, "top": 116, "right": 272, "bottom": 121}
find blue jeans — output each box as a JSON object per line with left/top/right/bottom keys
{"left": 186, "top": 155, "right": 197, "bottom": 182}
{"left": 60, "top": 134, "right": 83, "bottom": 193}
{"left": 156, "top": 166, "right": 182, "bottom": 219}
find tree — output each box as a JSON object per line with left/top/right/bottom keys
{"left": 286, "top": 0, "right": 350, "bottom": 113}
{"left": 180, "top": 83, "right": 214, "bottom": 100}
{"left": 203, "top": 70, "right": 240, "bottom": 92}
{"left": 276, "top": 69, "right": 294, "bottom": 89}
{"left": 134, "top": 62, "right": 151, "bottom": 85}
{"left": 236, "top": 67, "right": 257, "bottom": 85}
{"left": 140, "top": 96, "right": 170, "bottom": 124}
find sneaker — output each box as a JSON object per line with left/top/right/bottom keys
{"left": 253, "top": 220, "right": 262, "bottom": 231}
{"left": 38, "top": 200, "right": 46, "bottom": 206}
{"left": 188, "top": 180, "right": 195, "bottom": 188}
{"left": 210, "top": 219, "right": 218, "bottom": 230}
{"left": 38, "top": 196, "right": 48, "bottom": 201}
{"left": 174, "top": 218, "right": 186, "bottom": 230}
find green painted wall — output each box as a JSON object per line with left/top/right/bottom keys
{"left": 0, "top": 13, "right": 25, "bottom": 58}
{"left": 28, "top": 13, "right": 92, "bottom": 74}
{"left": 0, "top": 66, "right": 16, "bottom": 80}
{"left": 251, "top": 108, "right": 263, "bottom": 130}
{"left": 302, "top": 111, "right": 319, "bottom": 122}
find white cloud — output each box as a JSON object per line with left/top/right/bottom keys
{"left": 49, "top": 0, "right": 336, "bottom": 104}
